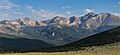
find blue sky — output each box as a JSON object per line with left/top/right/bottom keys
{"left": 0, "top": 0, "right": 120, "bottom": 20}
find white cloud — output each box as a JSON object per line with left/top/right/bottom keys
{"left": 113, "top": 5, "right": 117, "bottom": 8}
{"left": 54, "top": 11, "right": 77, "bottom": 18}
{"left": 13, "top": 12, "right": 24, "bottom": 15}
{"left": 0, "top": 1, "right": 78, "bottom": 20}
{"left": 25, "top": 5, "right": 37, "bottom": 12}
{"left": 25, "top": 5, "right": 55, "bottom": 18}
{"left": 0, "top": 1, "right": 77, "bottom": 20}
{"left": 25, "top": 5, "right": 72, "bottom": 19}
{"left": 25, "top": 5, "right": 33, "bottom": 9}
{"left": 65, "top": 12, "right": 72, "bottom": 17}
{"left": 0, "top": 0, "right": 25, "bottom": 20}
{"left": 0, "top": 0, "right": 20, "bottom": 10}
{"left": 32, "top": 9, "right": 55, "bottom": 18}
{"left": 66, "top": 12, "right": 71, "bottom": 15}
{"left": 84, "top": 8, "right": 93, "bottom": 13}
{"left": 118, "top": 2, "right": 120, "bottom": 4}
{"left": 62, "top": 6, "right": 71, "bottom": 9}
{"left": 0, "top": 12, "right": 9, "bottom": 17}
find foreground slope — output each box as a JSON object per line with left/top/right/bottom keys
{"left": 1, "top": 36, "right": 120, "bottom": 55}
{"left": 1, "top": 43, "right": 120, "bottom": 55}
{"left": 0, "top": 33, "right": 54, "bottom": 51}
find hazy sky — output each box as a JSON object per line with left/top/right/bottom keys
{"left": 0, "top": 0, "right": 119, "bottom": 20}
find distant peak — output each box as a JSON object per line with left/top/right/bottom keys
{"left": 53, "top": 16, "right": 64, "bottom": 19}
{"left": 18, "top": 17, "right": 30, "bottom": 21}
{"left": 21, "top": 17, "right": 30, "bottom": 20}
{"left": 70, "top": 16, "right": 77, "bottom": 18}
{"left": 100, "top": 12, "right": 110, "bottom": 14}
{"left": 52, "top": 16, "right": 65, "bottom": 20}
{"left": 87, "top": 12, "right": 96, "bottom": 15}
{"left": 55, "top": 16, "right": 61, "bottom": 18}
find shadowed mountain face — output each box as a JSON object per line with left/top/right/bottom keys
{"left": 0, "top": 38, "right": 54, "bottom": 48}
{"left": 0, "top": 12, "right": 119, "bottom": 46}
{"left": 45, "top": 26, "right": 120, "bottom": 52}
{"left": 0, "top": 32, "right": 54, "bottom": 51}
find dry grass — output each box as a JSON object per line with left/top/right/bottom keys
{"left": 0, "top": 43, "right": 120, "bottom": 55}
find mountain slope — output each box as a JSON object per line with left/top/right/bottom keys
{"left": 0, "top": 33, "right": 54, "bottom": 51}
{"left": 20, "top": 26, "right": 94, "bottom": 46}
{"left": 46, "top": 26, "right": 120, "bottom": 52}
{"left": 80, "top": 13, "right": 120, "bottom": 29}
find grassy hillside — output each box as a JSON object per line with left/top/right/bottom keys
{"left": 0, "top": 42, "right": 120, "bottom": 55}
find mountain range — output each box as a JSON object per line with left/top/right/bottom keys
{"left": 0, "top": 12, "right": 119, "bottom": 45}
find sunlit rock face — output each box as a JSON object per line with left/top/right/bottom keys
{"left": 80, "top": 12, "right": 120, "bottom": 29}
{"left": 0, "top": 13, "right": 120, "bottom": 35}
{"left": 47, "top": 16, "right": 69, "bottom": 26}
